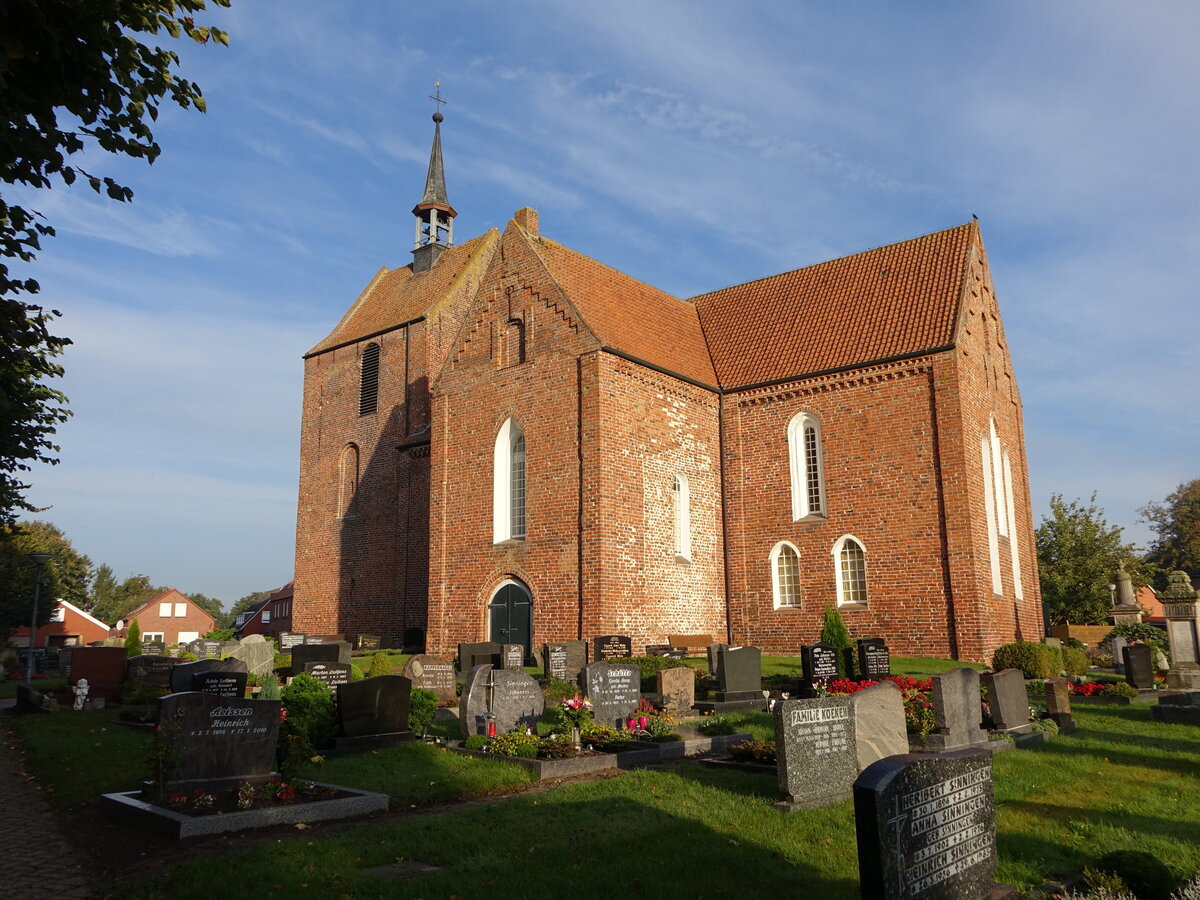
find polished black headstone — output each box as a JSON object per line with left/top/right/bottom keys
{"left": 356, "top": 633, "right": 382, "bottom": 652}
{"left": 169, "top": 658, "right": 248, "bottom": 694}
{"left": 801, "top": 641, "right": 839, "bottom": 693}
{"left": 854, "top": 750, "right": 997, "bottom": 900}
{"left": 155, "top": 692, "right": 280, "bottom": 788}
{"left": 857, "top": 638, "right": 891, "bottom": 679}
{"left": 125, "top": 655, "right": 181, "bottom": 688}
{"left": 291, "top": 641, "right": 351, "bottom": 670}
{"left": 593, "top": 635, "right": 632, "bottom": 661}
{"left": 191, "top": 670, "right": 247, "bottom": 699}
{"left": 304, "top": 661, "right": 351, "bottom": 688}
{"left": 338, "top": 675, "right": 412, "bottom": 737}
{"left": 141, "top": 640, "right": 166, "bottom": 656}
{"left": 1123, "top": 643, "right": 1154, "bottom": 690}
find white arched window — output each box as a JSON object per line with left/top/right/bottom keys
{"left": 338, "top": 444, "right": 359, "bottom": 517}
{"left": 787, "top": 412, "right": 825, "bottom": 520}
{"left": 832, "top": 535, "right": 868, "bottom": 606}
{"left": 673, "top": 474, "right": 691, "bottom": 561}
{"left": 770, "top": 541, "right": 802, "bottom": 608}
{"left": 493, "top": 419, "right": 526, "bottom": 542}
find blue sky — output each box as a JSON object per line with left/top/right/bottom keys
{"left": 14, "top": 1, "right": 1200, "bottom": 609}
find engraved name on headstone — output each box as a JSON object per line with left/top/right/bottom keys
{"left": 592, "top": 635, "right": 632, "bottom": 661}
{"left": 774, "top": 697, "right": 857, "bottom": 808}
{"left": 401, "top": 654, "right": 457, "bottom": 703}
{"left": 857, "top": 638, "right": 891, "bottom": 679}
{"left": 582, "top": 661, "right": 641, "bottom": 727}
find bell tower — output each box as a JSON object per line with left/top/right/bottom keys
{"left": 411, "top": 84, "right": 456, "bottom": 273}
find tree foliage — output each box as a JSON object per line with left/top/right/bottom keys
{"left": 1036, "top": 493, "right": 1147, "bottom": 625}
{"left": 89, "top": 569, "right": 165, "bottom": 624}
{"left": 185, "top": 591, "right": 226, "bottom": 627}
{"left": 0, "top": 524, "right": 63, "bottom": 640}
{"left": 3, "top": 519, "right": 92, "bottom": 610}
{"left": 0, "top": 0, "right": 230, "bottom": 522}
{"left": 1141, "top": 479, "right": 1200, "bottom": 581}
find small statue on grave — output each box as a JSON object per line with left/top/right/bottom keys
{"left": 72, "top": 678, "right": 89, "bottom": 711}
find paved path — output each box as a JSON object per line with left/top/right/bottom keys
{"left": 0, "top": 704, "right": 95, "bottom": 898}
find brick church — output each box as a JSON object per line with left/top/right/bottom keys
{"left": 292, "top": 112, "right": 1042, "bottom": 663}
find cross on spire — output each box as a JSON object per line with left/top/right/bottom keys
{"left": 429, "top": 82, "right": 447, "bottom": 121}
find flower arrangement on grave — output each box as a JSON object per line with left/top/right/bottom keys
{"left": 640, "top": 714, "right": 682, "bottom": 743}
{"left": 560, "top": 692, "right": 593, "bottom": 729}
{"left": 190, "top": 789, "right": 216, "bottom": 811}
{"left": 235, "top": 781, "right": 257, "bottom": 810}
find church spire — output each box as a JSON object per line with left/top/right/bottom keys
{"left": 411, "top": 84, "right": 457, "bottom": 273}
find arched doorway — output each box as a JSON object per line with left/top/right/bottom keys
{"left": 488, "top": 579, "right": 533, "bottom": 664}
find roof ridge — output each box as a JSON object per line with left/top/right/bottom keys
{"left": 690, "top": 222, "right": 975, "bottom": 303}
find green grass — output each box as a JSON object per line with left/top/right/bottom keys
{"left": 0, "top": 677, "right": 66, "bottom": 699}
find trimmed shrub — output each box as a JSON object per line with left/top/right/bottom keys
{"left": 367, "top": 651, "right": 392, "bottom": 678}
{"left": 124, "top": 619, "right": 143, "bottom": 657}
{"left": 281, "top": 673, "right": 337, "bottom": 753}
{"left": 821, "top": 605, "right": 857, "bottom": 677}
{"left": 408, "top": 688, "right": 437, "bottom": 733}
{"left": 487, "top": 732, "right": 539, "bottom": 758}
{"left": 992, "top": 641, "right": 1059, "bottom": 679}
{"left": 463, "top": 734, "right": 489, "bottom": 751}
{"left": 1062, "top": 645, "right": 1090, "bottom": 676}
{"left": 540, "top": 677, "right": 580, "bottom": 703}
{"left": 349, "top": 664, "right": 365, "bottom": 682}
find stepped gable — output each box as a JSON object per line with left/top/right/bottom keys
{"left": 525, "top": 231, "right": 717, "bottom": 388}
{"left": 307, "top": 230, "right": 498, "bottom": 355}
{"left": 693, "top": 222, "right": 975, "bottom": 390}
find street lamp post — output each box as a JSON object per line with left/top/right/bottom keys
{"left": 25, "top": 552, "right": 52, "bottom": 684}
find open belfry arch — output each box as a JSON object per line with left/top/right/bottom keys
{"left": 293, "top": 103, "right": 1041, "bottom": 663}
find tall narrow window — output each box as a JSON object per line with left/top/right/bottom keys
{"left": 493, "top": 419, "right": 526, "bottom": 542}
{"left": 787, "top": 412, "right": 825, "bottom": 520}
{"left": 833, "top": 535, "right": 868, "bottom": 606}
{"left": 1003, "top": 451, "right": 1024, "bottom": 600}
{"left": 359, "top": 342, "right": 381, "bottom": 416}
{"left": 770, "top": 542, "right": 802, "bottom": 608}
{"left": 673, "top": 475, "right": 691, "bottom": 560}
{"left": 504, "top": 319, "right": 526, "bottom": 367}
{"left": 981, "top": 437, "right": 1002, "bottom": 594}
{"left": 339, "top": 444, "right": 359, "bottom": 517}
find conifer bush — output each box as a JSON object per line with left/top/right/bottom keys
{"left": 992, "top": 641, "right": 1059, "bottom": 679}
{"left": 820, "top": 605, "right": 856, "bottom": 677}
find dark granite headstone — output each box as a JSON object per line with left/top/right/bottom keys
{"left": 706, "top": 643, "right": 729, "bottom": 680}
{"left": 279, "top": 632, "right": 306, "bottom": 651}
{"left": 356, "top": 633, "right": 382, "bottom": 652}
{"left": 291, "top": 641, "right": 351, "bottom": 671}
{"left": 141, "top": 639, "right": 166, "bottom": 656}
{"left": 170, "top": 658, "right": 248, "bottom": 694}
{"left": 304, "top": 661, "right": 351, "bottom": 688}
{"left": 849, "top": 680, "right": 910, "bottom": 772}
{"left": 658, "top": 666, "right": 695, "bottom": 713}
{"left": 191, "top": 670, "right": 248, "bottom": 699}
{"left": 125, "top": 655, "right": 181, "bottom": 689}
{"left": 582, "top": 661, "right": 641, "bottom": 727}
{"left": 926, "top": 668, "right": 988, "bottom": 751}
{"left": 458, "top": 665, "right": 544, "bottom": 737}
{"left": 501, "top": 643, "right": 526, "bottom": 671}
{"left": 457, "top": 642, "right": 501, "bottom": 676}
{"left": 188, "top": 639, "right": 228, "bottom": 660}
{"left": 716, "top": 646, "right": 762, "bottom": 701}
{"left": 1044, "top": 678, "right": 1075, "bottom": 734}
{"left": 981, "top": 668, "right": 1029, "bottom": 731}
{"left": 1124, "top": 643, "right": 1154, "bottom": 690}
{"left": 401, "top": 654, "right": 457, "bottom": 703}
{"left": 774, "top": 697, "right": 857, "bottom": 808}
{"left": 338, "top": 676, "right": 412, "bottom": 737}
{"left": 801, "top": 641, "right": 840, "bottom": 695}
{"left": 593, "top": 635, "right": 633, "bottom": 661}
{"left": 857, "top": 638, "right": 891, "bottom": 679}
{"left": 854, "top": 750, "right": 999, "bottom": 899}
{"left": 154, "top": 692, "right": 280, "bottom": 789}
{"left": 543, "top": 641, "right": 587, "bottom": 683}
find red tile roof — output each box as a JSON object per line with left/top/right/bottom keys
{"left": 693, "top": 223, "right": 975, "bottom": 389}
{"left": 527, "top": 234, "right": 718, "bottom": 387}
{"left": 307, "top": 231, "right": 499, "bottom": 355}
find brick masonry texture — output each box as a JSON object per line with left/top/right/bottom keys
{"left": 294, "top": 210, "right": 1042, "bottom": 663}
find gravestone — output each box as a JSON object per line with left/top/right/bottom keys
{"left": 1162, "top": 573, "right": 1200, "bottom": 689}
{"left": 716, "top": 646, "right": 762, "bottom": 701}
{"left": 152, "top": 692, "right": 280, "bottom": 792}
{"left": 305, "top": 634, "right": 345, "bottom": 644}
{"left": 356, "top": 633, "right": 382, "bottom": 652}
{"left": 925, "top": 668, "right": 988, "bottom": 751}
{"left": 501, "top": 643, "right": 526, "bottom": 671}
{"left": 857, "top": 638, "right": 891, "bottom": 679}
{"left": 774, "top": 697, "right": 857, "bottom": 808}
{"left": 849, "top": 680, "right": 910, "bottom": 771}
{"left": 170, "top": 658, "right": 248, "bottom": 694}
{"left": 1123, "top": 643, "right": 1154, "bottom": 690}
{"left": 658, "top": 666, "right": 695, "bottom": 713}
{"left": 801, "top": 641, "right": 840, "bottom": 695}
{"left": 191, "top": 669, "right": 248, "bottom": 699}
{"left": 457, "top": 642, "right": 501, "bottom": 676}
{"left": 543, "top": 641, "right": 587, "bottom": 683}
{"left": 581, "top": 661, "right": 641, "bottom": 727}
{"left": 981, "top": 668, "right": 1030, "bottom": 731}
{"left": 292, "top": 641, "right": 351, "bottom": 671}
{"left": 706, "top": 643, "right": 729, "bottom": 680}
{"left": 141, "top": 639, "right": 166, "bottom": 656}
{"left": 458, "top": 665, "right": 544, "bottom": 737}
{"left": 304, "top": 661, "right": 351, "bottom": 688}
{"left": 338, "top": 675, "right": 412, "bottom": 738}
{"left": 593, "top": 634, "right": 632, "bottom": 661}
{"left": 1151, "top": 691, "right": 1200, "bottom": 725}
{"left": 279, "top": 632, "right": 306, "bottom": 651}
{"left": 188, "top": 639, "right": 228, "bottom": 660}
{"left": 1111, "top": 636, "right": 1128, "bottom": 674}
{"left": 855, "top": 749, "right": 1001, "bottom": 900}
{"left": 1044, "top": 678, "right": 1075, "bottom": 734}
{"left": 67, "top": 647, "right": 128, "bottom": 702}
{"left": 229, "top": 635, "right": 277, "bottom": 677}
{"left": 401, "top": 654, "right": 457, "bottom": 703}
{"left": 125, "top": 655, "right": 181, "bottom": 689}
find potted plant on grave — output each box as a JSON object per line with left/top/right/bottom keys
{"left": 561, "top": 692, "right": 593, "bottom": 748}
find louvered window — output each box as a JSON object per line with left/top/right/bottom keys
{"left": 359, "top": 343, "right": 380, "bottom": 416}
